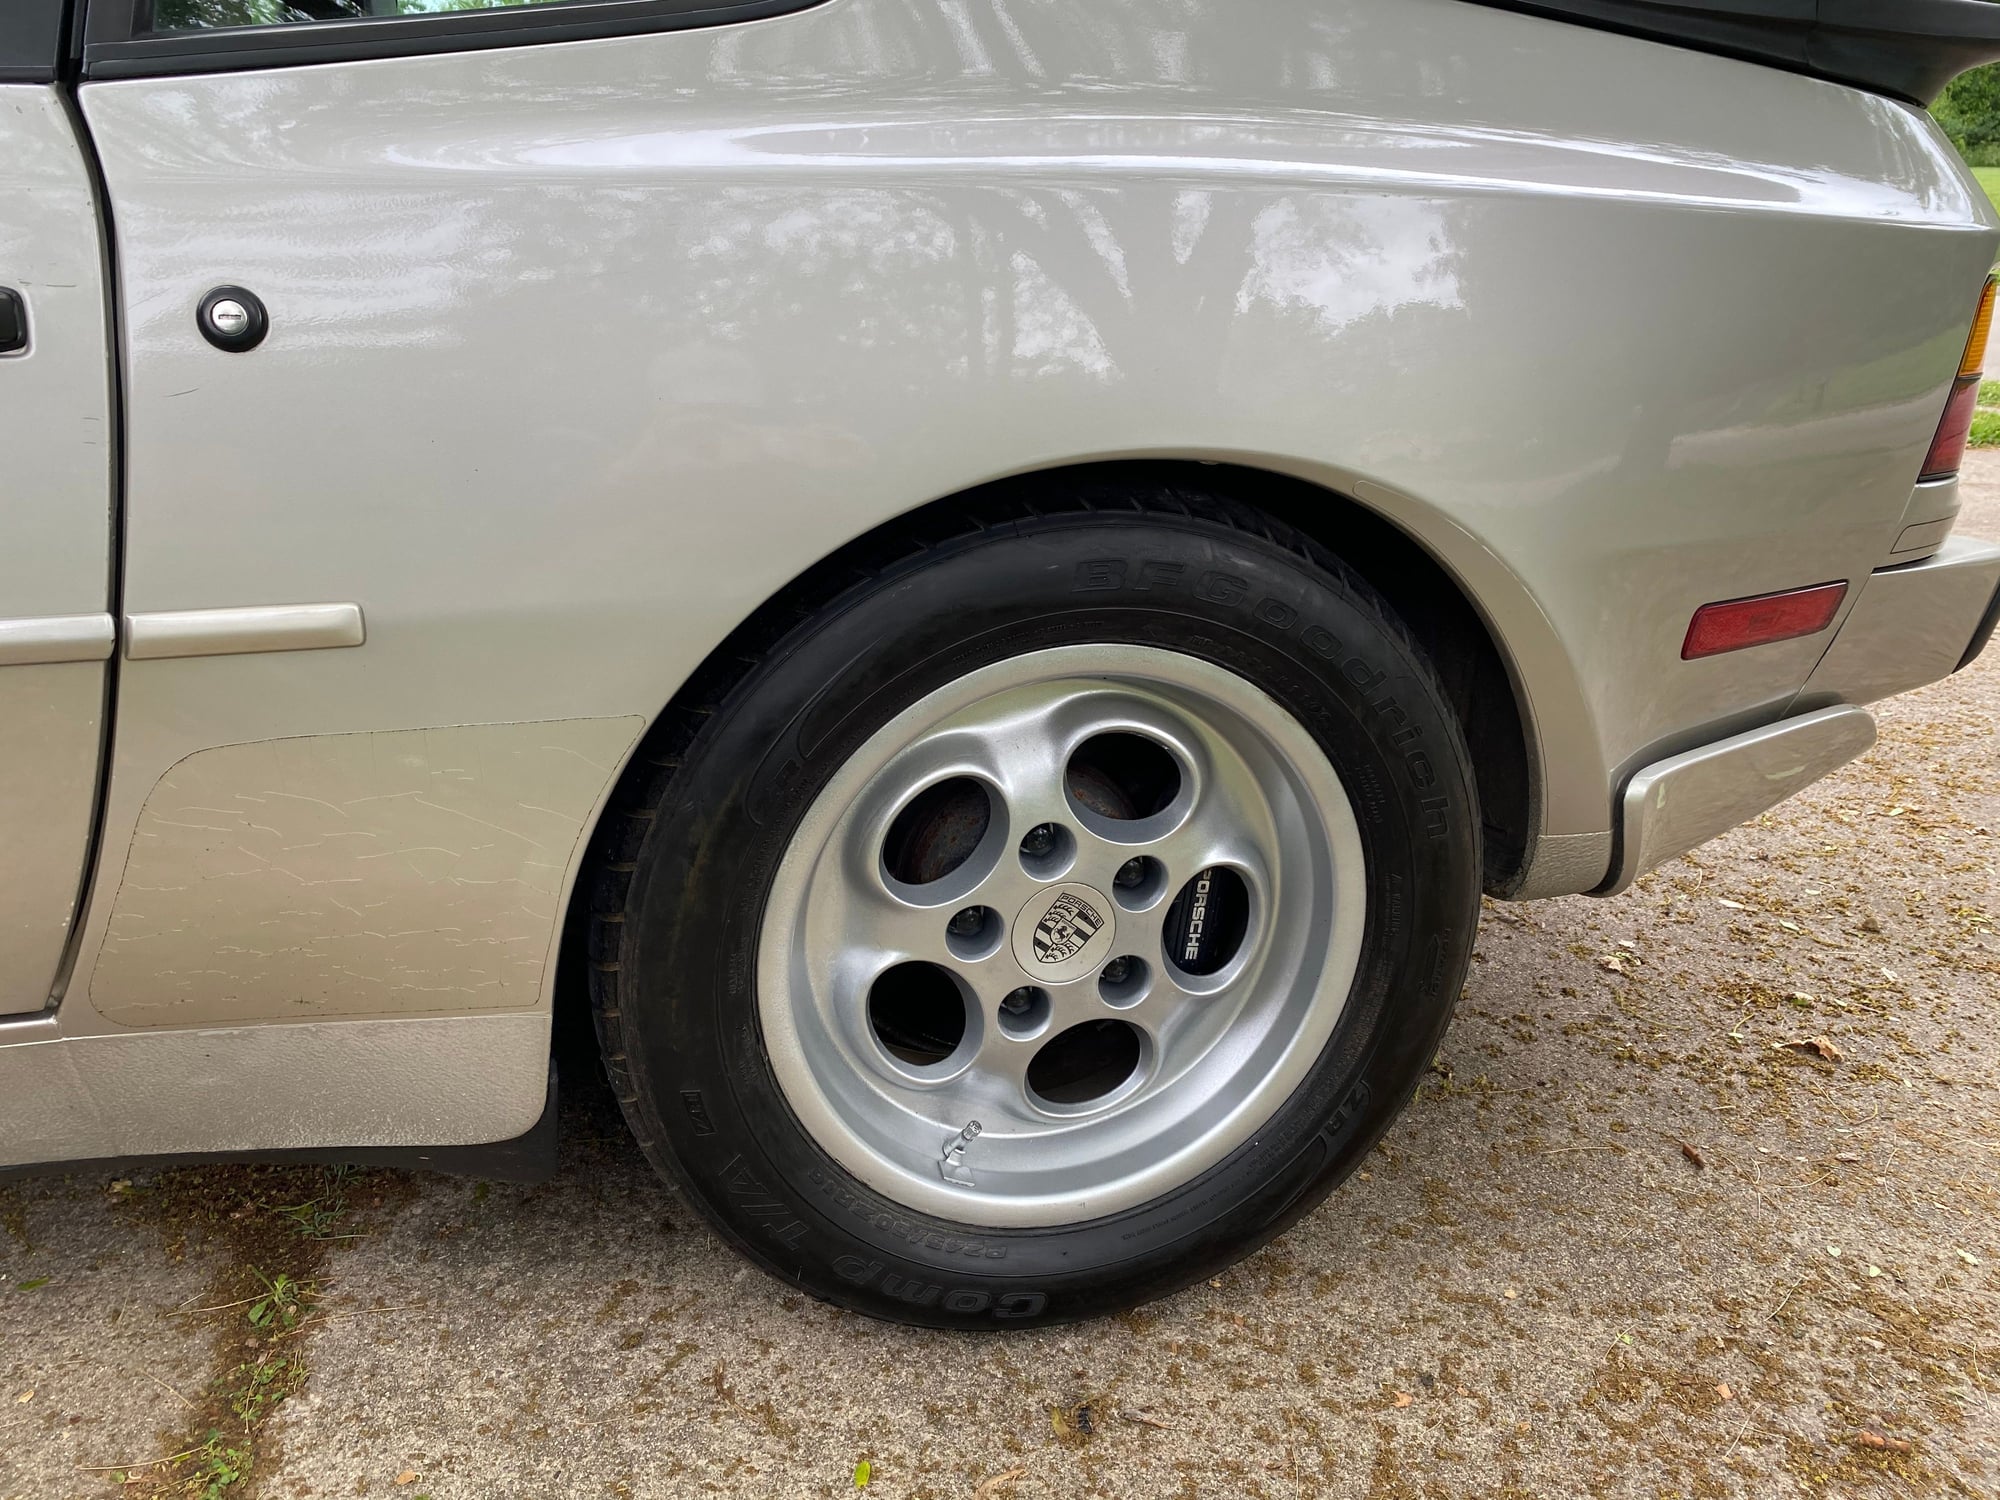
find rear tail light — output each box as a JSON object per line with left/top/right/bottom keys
{"left": 1682, "top": 581, "right": 1847, "bottom": 660}
{"left": 1921, "top": 275, "right": 1997, "bottom": 481}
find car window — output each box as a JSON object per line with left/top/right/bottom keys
{"left": 149, "top": 0, "right": 579, "bottom": 30}
{"left": 91, "top": 0, "right": 827, "bottom": 76}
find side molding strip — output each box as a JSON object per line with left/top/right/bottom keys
{"left": 0, "top": 613, "right": 117, "bottom": 666}
{"left": 125, "top": 602, "right": 365, "bottom": 660}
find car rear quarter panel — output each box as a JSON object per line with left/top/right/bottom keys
{"left": 18, "top": 0, "right": 1994, "bottom": 1155}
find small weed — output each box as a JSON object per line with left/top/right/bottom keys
{"left": 180, "top": 1428, "right": 253, "bottom": 1500}
{"left": 272, "top": 1166, "right": 358, "bottom": 1239}
{"left": 246, "top": 1270, "right": 311, "bottom": 1332}
{"left": 228, "top": 1355, "right": 305, "bottom": 1429}
{"left": 1972, "top": 408, "right": 2000, "bottom": 448}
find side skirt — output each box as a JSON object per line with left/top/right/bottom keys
{"left": 0, "top": 1063, "right": 560, "bottom": 1186}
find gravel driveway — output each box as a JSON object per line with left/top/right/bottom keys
{"left": 5, "top": 462, "right": 1998, "bottom": 1500}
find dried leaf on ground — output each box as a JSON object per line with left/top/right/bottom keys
{"left": 1853, "top": 1431, "right": 1912, "bottom": 1453}
{"left": 1777, "top": 1036, "right": 1844, "bottom": 1062}
{"left": 1679, "top": 1140, "right": 1706, "bottom": 1169}
{"left": 1391, "top": 1391, "right": 1414, "bottom": 1408}
{"left": 975, "top": 1470, "right": 1026, "bottom": 1500}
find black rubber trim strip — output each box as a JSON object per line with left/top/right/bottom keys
{"left": 37, "top": 75, "right": 130, "bottom": 1014}
{"left": 1457, "top": 0, "right": 2000, "bottom": 105}
{"left": 1955, "top": 576, "right": 2000, "bottom": 672}
{"left": 82, "top": 0, "right": 828, "bottom": 78}
{"left": 0, "top": 1063, "right": 560, "bottom": 1186}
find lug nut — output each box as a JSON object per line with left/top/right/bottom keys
{"left": 949, "top": 907, "right": 986, "bottom": 938}
{"left": 1020, "top": 823, "right": 1058, "bottom": 859}
{"left": 1114, "top": 858, "right": 1148, "bottom": 888}
{"left": 1101, "top": 956, "right": 1133, "bottom": 985}
{"left": 1001, "top": 988, "right": 1036, "bottom": 1016}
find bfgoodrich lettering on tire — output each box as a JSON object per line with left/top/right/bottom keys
{"left": 587, "top": 479, "right": 1480, "bottom": 1327}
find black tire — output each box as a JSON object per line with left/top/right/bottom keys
{"left": 586, "top": 481, "right": 1480, "bottom": 1327}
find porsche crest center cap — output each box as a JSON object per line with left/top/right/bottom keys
{"left": 1012, "top": 883, "right": 1115, "bottom": 985}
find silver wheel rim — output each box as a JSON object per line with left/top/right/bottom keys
{"left": 757, "top": 644, "right": 1367, "bottom": 1228}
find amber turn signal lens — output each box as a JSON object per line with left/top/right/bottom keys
{"left": 1960, "top": 276, "right": 1997, "bottom": 379}
{"left": 1682, "top": 581, "right": 1848, "bottom": 660}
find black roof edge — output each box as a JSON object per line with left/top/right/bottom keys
{"left": 1460, "top": 0, "right": 2000, "bottom": 105}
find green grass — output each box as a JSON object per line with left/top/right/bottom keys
{"left": 1956, "top": 162, "right": 2000, "bottom": 443}
{"left": 1974, "top": 166, "right": 2000, "bottom": 215}
{"left": 1974, "top": 379, "right": 2000, "bottom": 451}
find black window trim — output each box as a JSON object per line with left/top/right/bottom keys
{"left": 0, "top": 0, "right": 74, "bottom": 83}
{"left": 81, "top": 0, "right": 829, "bottom": 79}
{"left": 1456, "top": 0, "right": 2000, "bottom": 107}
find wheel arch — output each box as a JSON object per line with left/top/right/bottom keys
{"left": 1175, "top": 460, "right": 1544, "bottom": 896}
{"left": 554, "top": 457, "right": 1588, "bottom": 1061}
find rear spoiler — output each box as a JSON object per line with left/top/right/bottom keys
{"left": 1462, "top": 0, "right": 2000, "bottom": 105}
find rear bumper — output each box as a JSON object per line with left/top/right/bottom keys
{"left": 1601, "top": 706, "right": 1877, "bottom": 895}
{"left": 1797, "top": 535, "right": 2000, "bottom": 706}
{"left": 1600, "top": 534, "right": 2000, "bottom": 894}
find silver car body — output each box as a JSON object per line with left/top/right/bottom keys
{"left": 4, "top": 0, "right": 1998, "bottom": 1167}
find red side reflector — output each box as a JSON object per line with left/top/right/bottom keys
{"left": 1682, "top": 582, "right": 1847, "bottom": 660}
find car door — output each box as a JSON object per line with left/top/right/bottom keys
{"left": 0, "top": 37, "right": 117, "bottom": 1018}
{"left": 62, "top": 0, "right": 842, "bottom": 1044}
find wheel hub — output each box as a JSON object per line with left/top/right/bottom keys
{"left": 1011, "top": 882, "right": 1116, "bottom": 984}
